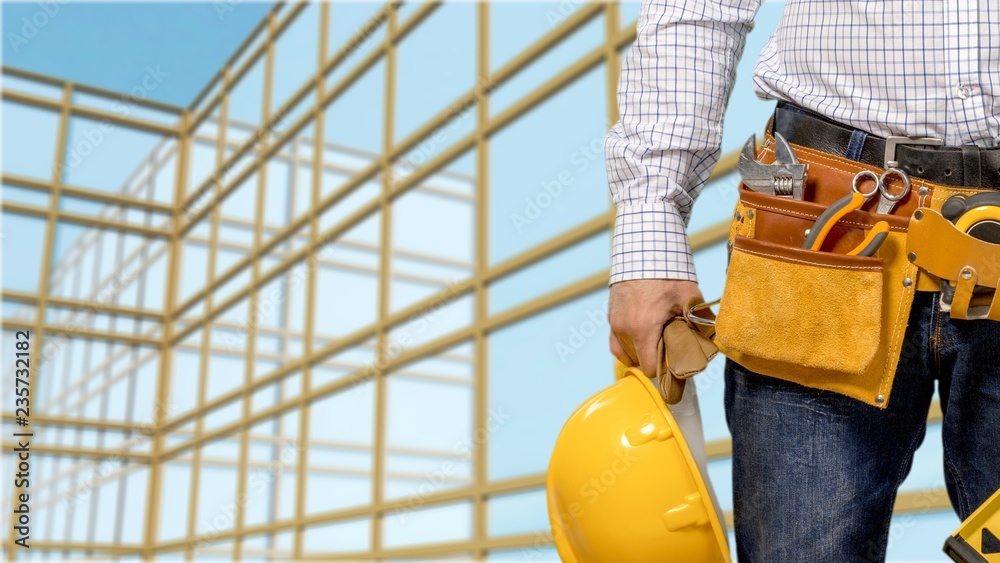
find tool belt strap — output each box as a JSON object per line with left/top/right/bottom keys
{"left": 773, "top": 102, "right": 1000, "bottom": 189}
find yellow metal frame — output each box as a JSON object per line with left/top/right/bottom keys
{"left": 0, "top": 2, "right": 953, "bottom": 559}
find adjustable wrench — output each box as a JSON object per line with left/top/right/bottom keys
{"left": 737, "top": 132, "right": 809, "bottom": 200}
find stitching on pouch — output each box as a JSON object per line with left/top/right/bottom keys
{"left": 787, "top": 146, "right": 874, "bottom": 174}
{"left": 761, "top": 143, "right": 867, "bottom": 177}
{"left": 878, "top": 263, "right": 915, "bottom": 398}
{"left": 736, "top": 246, "right": 882, "bottom": 271}
{"left": 768, "top": 144, "right": 943, "bottom": 198}
{"left": 749, "top": 202, "right": 908, "bottom": 232}
{"left": 761, "top": 138, "right": 947, "bottom": 219}
{"left": 767, "top": 136, "right": 947, "bottom": 195}
{"left": 880, "top": 265, "right": 913, "bottom": 395}
{"left": 802, "top": 155, "right": 864, "bottom": 175}
{"left": 929, "top": 187, "right": 993, "bottom": 205}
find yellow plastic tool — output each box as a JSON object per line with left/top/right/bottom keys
{"left": 944, "top": 487, "right": 1000, "bottom": 562}
{"left": 546, "top": 368, "right": 730, "bottom": 563}
{"left": 955, "top": 205, "right": 1000, "bottom": 238}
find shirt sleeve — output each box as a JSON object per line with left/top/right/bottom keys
{"left": 605, "top": 0, "right": 762, "bottom": 285}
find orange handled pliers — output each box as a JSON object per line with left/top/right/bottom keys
{"left": 803, "top": 171, "right": 890, "bottom": 256}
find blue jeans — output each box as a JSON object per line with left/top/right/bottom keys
{"left": 724, "top": 291, "right": 1000, "bottom": 562}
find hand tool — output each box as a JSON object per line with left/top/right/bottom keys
{"left": 802, "top": 170, "right": 890, "bottom": 255}
{"left": 863, "top": 167, "right": 912, "bottom": 215}
{"left": 738, "top": 132, "right": 809, "bottom": 199}
{"left": 846, "top": 222, "right": 890, "bottom": 256}
{"left": 803, "top": 191, "right": 867, "bottom": 251}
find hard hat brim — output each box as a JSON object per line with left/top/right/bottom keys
{"left": 546, "top": 368, "right": 731, "bottom": 563}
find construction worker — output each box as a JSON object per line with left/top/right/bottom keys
{"left": 604, "top": 0, "right": 1000, "bottom": 561}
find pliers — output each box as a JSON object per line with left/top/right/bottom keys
{"left": 803, "top": 190, "right": 890, "bottom": 256}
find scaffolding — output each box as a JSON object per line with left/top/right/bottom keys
{"left": 0, "top": 1, "right": 952, "bottom": 560}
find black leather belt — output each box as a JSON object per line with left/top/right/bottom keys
{"left": 772, "top": 101, "right": 1000, "bottom": 189}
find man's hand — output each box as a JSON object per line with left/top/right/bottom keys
{"left": 608, "top": 279, "right": 703, "bottom": 377}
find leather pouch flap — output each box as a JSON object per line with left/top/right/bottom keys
{"left": 717, "top": 236, "right": 883, "bottom": 384}
{"left": 908, "top": 208, "right": 1000, "bottom": 289}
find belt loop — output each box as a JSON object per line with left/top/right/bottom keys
{"left": 846, "top": 130, "right": 868, "bottom": 161}
{"left": 962, "top": 145, "right": 982, "bottom": 188}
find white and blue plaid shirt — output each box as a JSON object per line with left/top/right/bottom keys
{"left": 605, "top": 0, "right": 1000, "bottom": 284}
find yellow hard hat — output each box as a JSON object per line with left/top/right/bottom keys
{"left": 546, "top": 367, "right": 730, "bottom": 563}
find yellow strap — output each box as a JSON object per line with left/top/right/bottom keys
{"left": 950, "top": 267, "right": 977, "bottom": 320}
{"left": 916, "top": 273, "right": 941, "bottom": 292}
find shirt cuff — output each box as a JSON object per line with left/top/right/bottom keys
{"left": 610, "top": 202, "right": 697, "bottom": 284}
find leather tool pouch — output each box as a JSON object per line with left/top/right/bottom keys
{"left": 718, "top": 237, "right": 883, "bottom": 380}
{"left": 715, "top": 138, "right": 920, "bottom": 408}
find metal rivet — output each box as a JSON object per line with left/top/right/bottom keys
{"left": 907, "top": 252, "right": 917, "bottom": 263}
{"left": 875, "top": 394, "right": 885, "bottom": 404}
{"left": 962, "top": 269, "right": 973, "bottom": 280}
{"left": 902, "top": 278, "right": 912, "bottom": 288}
{"left": 918, "top": 187, "right": 929, "bottom": 197}
{"left": 804, "top": 228, "right": 811, "bottom": 238}
{"left": 734, "top": 212, "right": 743, "bottom": 221}
{"left": 747, "top": 209, "right": 755, "bottom": 219}
{"left": 914, "top": 210, "right": 924, "bottom": 220}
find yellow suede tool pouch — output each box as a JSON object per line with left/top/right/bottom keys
{"left": 717, "top": 236, "right": 883, "bottom": 378}
{"left": 713, "top": 139, "right": 921, "bottom": 408}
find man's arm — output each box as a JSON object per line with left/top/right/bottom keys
{"left": 606, "top": 0, "right": 761, "bottom": 374}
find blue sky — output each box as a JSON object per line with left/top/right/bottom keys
{"left": 2, "top": 2, "right": 274, "bottom": 107}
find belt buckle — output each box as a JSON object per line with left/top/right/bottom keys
{"left": 884, "top": 136, "right": 944, "bottom": 170}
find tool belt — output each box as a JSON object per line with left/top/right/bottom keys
{"left": 713, "top": 105, "right": 1000, "bottom": 408}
